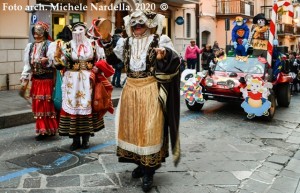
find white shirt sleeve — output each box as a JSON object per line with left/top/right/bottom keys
{"left": 21, "top": 43, "right": 32, "bottom": 79}
{"left": 95, "top": 44, "right": 106, "bottom": 61}
{"left": 113, "top": 37, "right": 126, "bottom": 62}
{"left": 159, "top": 35, "right": 178, "bottom": 54}
{"left": 47, "top": 41, "right": 57, "bottom": 67}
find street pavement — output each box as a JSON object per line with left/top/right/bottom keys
{"left": 0, "top": 88, "right": 300, "bottom": 192}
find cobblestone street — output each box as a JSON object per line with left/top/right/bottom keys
{"left": 0, "top": 95, "right": 300, "bottom": 193}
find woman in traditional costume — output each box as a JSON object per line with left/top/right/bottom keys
{"left": 100, "top": 10, "right": 181, "bottom": 192}
{"left": 21, "top": 21, "right": 58, "bottom": 141}
{"left": 49, "top": 22, "right": 110, "bottom": 150}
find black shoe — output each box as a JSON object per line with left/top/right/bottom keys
{"left": 70, "top": 142, "right": 81, "bottom": 151}
{"left": 70, "top": 137, "right": 81, "bottom": 151}
{"left": 82, "top": 141, "right": 90, "bottom": 149}
{"left": 115, "top": 84, "right": 123, "bottom": 88}
{"left": 132, "top": 166, "right": 144, "bottom": 178}
{"left": 82, "top": 135, "right": 90, "bottom": 149}
{"left": 35, "top": 134, "right": 47, "bottom": 141}
{"left": 142, "top": 174, "right": 153, "bottom": 192}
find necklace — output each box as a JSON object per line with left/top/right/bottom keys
{"left": 31, "top": 41, "right": 45, "bottom": 72}
{"left": 131, "top": 36, "right": 149, "bottom": 61}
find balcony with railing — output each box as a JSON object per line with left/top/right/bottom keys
{"left": 216, "top": 0, "right": 254, "bottom": 18}
{"left": 277, "top": 24, "right": 295, "bottom": 35}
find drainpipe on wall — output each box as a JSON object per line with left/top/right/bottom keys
{"left": 6, "top": 74, "right": 9, "bottom": 90}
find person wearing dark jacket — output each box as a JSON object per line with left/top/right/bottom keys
{"left": 111, "top": 28, "right": 124, "bottom": 87}
{"left": 201, "top": 45, "right": 214, "bottom": 71}
{"left": 288, "top": 52, "right": 300, "bottom": 94}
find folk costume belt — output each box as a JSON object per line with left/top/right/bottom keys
{"left": 71, "top": 61, "right": 93, "bottom": 71}
{"left": 31, "top": 62, "right": 53, "bottom": 75}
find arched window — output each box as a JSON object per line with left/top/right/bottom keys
{"left": 186, "top": 13, "right": 191, "bottom": 38}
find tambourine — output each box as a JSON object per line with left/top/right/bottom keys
{"left": 89, "top": 18, "right": 112, "bottom": 40}
{"left": 19, "top": 79, "right": 31, "bottom": 103}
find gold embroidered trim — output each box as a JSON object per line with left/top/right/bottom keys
{"left": 117, "top": 137, "right": 169, "bottom": 167}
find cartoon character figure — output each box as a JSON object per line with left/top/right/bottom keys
{"left": 240, "top": 77, "right": 272, "bottom": 119}
{"left": 180, "top": 69, "right": 205, "bottom": 105}
{"left": 248, "top": 13, "right": 278, "bottom": 58}
{"left": 232, "top": 16, "right": 249, "bottom": 56}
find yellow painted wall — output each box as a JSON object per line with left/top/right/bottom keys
{"left": 0, "top": 0, "right": 29, "bottom": 38}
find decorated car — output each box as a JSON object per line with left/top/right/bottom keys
{"left": 181, "top": 1, "right": 294, "bottom": 121}
{"left": 181, "top": 53, "right": 291, "bottom": 121}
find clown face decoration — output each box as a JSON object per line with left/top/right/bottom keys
{"left": 257, "top": 19, "right": 266, "bottom": 27}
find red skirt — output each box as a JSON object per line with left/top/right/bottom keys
{"left": 30, "top": 78, "right": 58, "bottom": 135}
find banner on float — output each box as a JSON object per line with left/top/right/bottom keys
{"left": 252, "top": 39, "right": 268, "bottom": 50}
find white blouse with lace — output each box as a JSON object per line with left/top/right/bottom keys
{"left": 113, "top": 34, "right": 176, "bottom": 72}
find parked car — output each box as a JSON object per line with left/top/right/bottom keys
{"left": 185, "top": 53, "right": 292, "bottom": 121}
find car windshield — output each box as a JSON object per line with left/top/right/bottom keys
{"left": 215, "top": 56, "right": 266, "bottom": 74}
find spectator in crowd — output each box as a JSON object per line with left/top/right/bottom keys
{"left": 288, "top": 52, "right": 300, "bottom": 95}
{"left": 184, "top": 40, "right": 203, "bottom": 69}
{"left": 201, "top": 45, "right": 214, "bottom": 71}
{"left": 212, "top": 41, "right": 220, "bottom": 52}
{"left": 111, "top": 28, "right": 124, "bottom": 88}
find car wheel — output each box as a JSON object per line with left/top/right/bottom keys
{"left": 185, "top": 100, "right": 204, "bottom": 111}
{"left": 276, "top": 83, "right": 291, "bottom": 107}
{"left": 264, "top": 91, "right": 276, "bottom": 121}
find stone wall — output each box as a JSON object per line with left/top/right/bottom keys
{"left": 0, "top": 38, "right": 28, "bottom": 90}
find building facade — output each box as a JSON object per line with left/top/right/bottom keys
{"left": 0, "top": 0, "right": 198, "bottom": 90}
{"left": 0, "top": 0, "right": 299, "bottom": 90}
{"left": 212, "top": 0, "right": 300, "bottom": 52}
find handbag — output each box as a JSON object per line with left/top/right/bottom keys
{"left": 93, "top": 79, "right": 111, "bottom": 112}
{"left": 53, "top": 70, "right": 63, "bottom": 110}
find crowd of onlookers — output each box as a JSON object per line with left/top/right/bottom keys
{"left": 182, "top": 40, "right": 224, "bottom": 74}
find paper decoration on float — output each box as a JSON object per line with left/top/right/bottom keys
{"left": 180, "top": 69, "right": 205, "bottom": 105}
{"left": 240, "top": 76, "right": 273, "bottom": 119}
